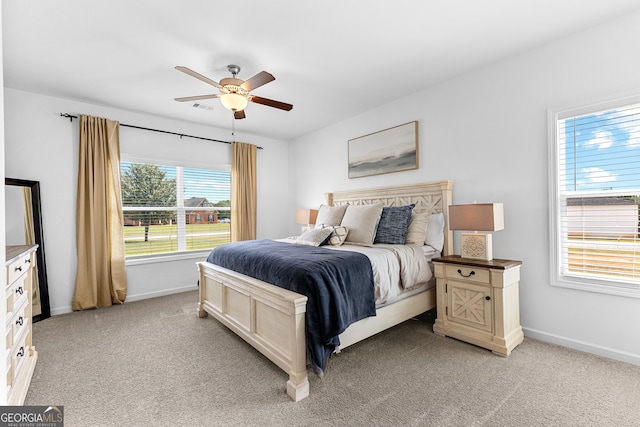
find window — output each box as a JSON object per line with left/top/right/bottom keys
{"left": 121, "top": 161, "right": 231, "bottom": 258}
{"left": 550, "top": 95, "right": 640, "bottom": 297}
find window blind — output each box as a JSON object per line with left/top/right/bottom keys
{"left": 121, "top": 161, "right": 231, "bottom": 257}
{"left": 557, "top": 102, "right": 640, "bottom": 286}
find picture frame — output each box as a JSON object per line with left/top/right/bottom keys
{"left": 348, "top": 121, "right": 418, "bottom": 179}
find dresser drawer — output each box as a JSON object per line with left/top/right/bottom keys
{"left": 9, "top": 303, "right": 29, "bottom": 349}
{"left": 6, "top": 252, "right": 31, "bottom": 285}
{"left": 10, "top": 342, "right": 29, "bottom": 385}
{"left": 444, "top": 264, "right": 491, "bottom": 284}
{"left": 6, "top": 273, "right": 28, "bottom": 315}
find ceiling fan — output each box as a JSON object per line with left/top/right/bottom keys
{"left": 174, "top": 64, "right": 293, "bottom": 119}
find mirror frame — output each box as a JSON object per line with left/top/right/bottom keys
{"left": 6, "top": 178, "right": 51, "bottom": 322}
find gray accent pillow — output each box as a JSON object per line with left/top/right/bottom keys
{"left": 314, "top": 204, "right": 348, "bottom": 227}
{"left": 340, "top": 204, "right": 383, "bottom": 245}
{"left": 374, "top": 204, "right": 415, "bottom": 244}
{"left": 319, "top": 225, "right": 349, "bottom": 246}
{"left": 295, "top": 227, "right": 333, "bottom": 246}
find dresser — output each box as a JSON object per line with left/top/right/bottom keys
{"left": 432, "top": 255, "right": 524, "bottom": 356}
{"left": 5, "top": 245, "right": 38, "bottom": 404}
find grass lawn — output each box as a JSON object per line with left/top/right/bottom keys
{"left": 124, "top": 223, "right": 230, "bottom": 256}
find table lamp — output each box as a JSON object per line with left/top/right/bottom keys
{"left": 448, "top": 202, "right": 504, "bottom": 260}
{"left": 295, "top": 209, "right": 318, "bottom": 233}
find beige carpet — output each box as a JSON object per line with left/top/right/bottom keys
{"left": 26, "top": 291, "right": 640, "bottom": 426}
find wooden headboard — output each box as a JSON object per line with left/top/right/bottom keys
{"left": 325, "top": 180, "right": 454, "bottom": 256}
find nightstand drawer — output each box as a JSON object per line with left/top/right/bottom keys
{"left": 444, "top": 264, "right": 490, "bottom": 284}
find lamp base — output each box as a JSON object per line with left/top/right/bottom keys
{"left": 460, "top": 233, "right": 493, "bottom": 260}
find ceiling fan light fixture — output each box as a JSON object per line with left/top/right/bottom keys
{"left": 220, "top": 93, "right": 248, "bottom": 112}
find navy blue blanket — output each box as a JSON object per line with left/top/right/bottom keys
{"left": 206, "top": 239, "right": 376, "bottom": 374}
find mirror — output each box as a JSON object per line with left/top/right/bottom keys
{"left": 5, "top": 178, "right": 51, "bottom": 322}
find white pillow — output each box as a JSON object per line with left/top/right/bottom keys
{"left": 425, "top": 213, "right": 445, "bottom": 252}
{"left": 340, "top": 204, "right": 383, "bottom": 245}
{"left": 405, "top": 211, "right": 428, "bottom": 246}
{"left": 314, "top": 204, "right": 348, "bottom": 227}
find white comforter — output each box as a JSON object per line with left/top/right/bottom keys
{"left": 321, "top": 243, "right": 433, "bottom": 304}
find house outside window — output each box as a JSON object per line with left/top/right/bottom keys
{"left": 549, "top": 95, "right": 640, "bottom": 297}
{"left": 120, "top": 160, "right": 231, "bottom": 258}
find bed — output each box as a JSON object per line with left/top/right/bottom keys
{"left": 197, "top": 180, "right": 453, "bottom": 401}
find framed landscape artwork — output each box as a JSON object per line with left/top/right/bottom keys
{"left": 348, "top": 121, "right": 418, "bottom": 179}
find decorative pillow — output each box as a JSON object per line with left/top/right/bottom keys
{"left": 425, "top": 212, "right": 445, "bottom": 252}
{"left": 314, "top": 204, "right": 348, "bottom": 227}
{"left": 405, "top": 211, "right": 429, "bottom": 246}
{"left": 374, "top": 204, "right": 415, "bottom": 244}
{"left": 295, "top": 228, "right": 333, "bottom": 246}
{"left": 340, "top": 204, "right": 383, "bottom": 245}
{"left": 319, "top": 225, "right": 349, "bottom": 246}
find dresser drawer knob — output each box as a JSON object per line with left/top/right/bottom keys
{"left": 15, "top": 287, "right": 24, "bottom": 295}
{"left": 25, "top": 259, "right": 31, "bottom": 264}
{"left": 16, "top": 316, "right": 23, "bottom": 326}
{"left": 457, "top": 269, "right": 475, "bottom": 278}
{"left": 16, "top": 347, "right": 24, "bottom": 358}
{"left": 14, "top": 266, "right": 22, "bottom": 272}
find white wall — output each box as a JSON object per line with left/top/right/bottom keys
{"left": 289, "top": 12, "right": 640, "bottom": 365}
{"left": 4, "top": 89, "right": 290, "bottom": 314}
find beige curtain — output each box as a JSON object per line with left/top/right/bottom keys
{"left": 231, "top": 141, "right": 257, "bottom": 241}
{"left": 22, "top": 187, "right": 41, "bottom": 316}
{"left": 72, "top": 115, "right": 127, "bottom": 310}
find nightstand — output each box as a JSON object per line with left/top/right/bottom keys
{"left": 432, "top": 255, "right": 524, "bottom": 356}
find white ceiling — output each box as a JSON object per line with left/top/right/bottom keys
{"left": 3, "top": 1, "right": 640, "bottom": 141}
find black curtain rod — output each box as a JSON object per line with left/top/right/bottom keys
{"left": 59, "top": 113, "right": 263, "bottom": 149}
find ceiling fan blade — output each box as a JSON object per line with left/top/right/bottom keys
{"left": 240, "top": 71, "right": 275, "bottom": 91}
{"left": 249, "top": 96, "right": 293, "bottom": 111}
{"left": 175, "top": 66, "right": 222, "bottom": 89}
{"left": 174, "top": 94, "right": 221, "bottom": 102}
{"left": 234, "top": 110, "right": 246, "bottom": 120}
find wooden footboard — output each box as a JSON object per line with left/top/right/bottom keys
{"left": 197, "top": 261, "right": 310, "bottom": 401}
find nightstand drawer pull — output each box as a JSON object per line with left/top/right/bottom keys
{"left": 16, "top": 347, "right": 24, "bottom": 358}
{"left": 485, "top": 296, "right": 491, "bottom": 301}
{"left": 16, "top": 316, "right": 23, "bottom": 326}
{"left": 457, "top": 269, "right": 475, "bottom": 278}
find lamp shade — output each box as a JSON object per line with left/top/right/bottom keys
{"left": 295, "top": 209, "right": 318, "bottom": 225}
{"left": 449, "top": 203, "right": 504, "bottom": 232}
{"left": 220, "top": 93, "right": 248, "bottom": 111}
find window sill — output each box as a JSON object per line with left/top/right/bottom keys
{"left": 552, "top": 277, "right": 640, "bottom": 299}
{"left": 125, "top": 250, "right": 211, "bottom": 266}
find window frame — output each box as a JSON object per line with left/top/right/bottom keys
{"left": 548, "top": 94, "right": 640, "bottom": 298}
{"left": 120, "top": 153, "right": 231, "bottom": 265}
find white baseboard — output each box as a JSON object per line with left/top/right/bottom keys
{"left": 125, "top": 284, "right": 198, "bottom": 303}
{"left": 50, "top": 284, "right": 198, "bottom": 316}
{"left": 523, "top": 327, "right": 640, "bottom": 366}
